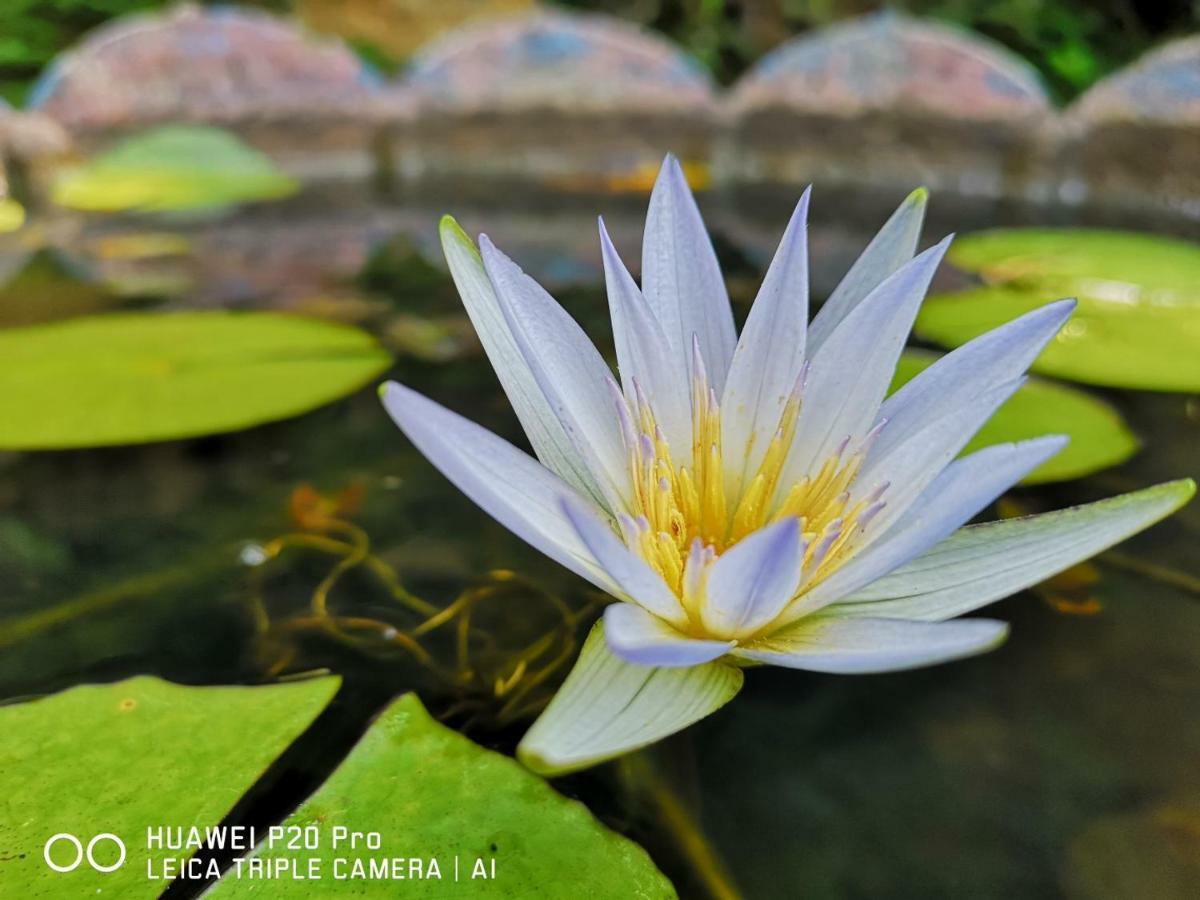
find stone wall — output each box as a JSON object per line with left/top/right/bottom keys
{"left": 6, "top": 4, "right": 1200, "bottom": 224}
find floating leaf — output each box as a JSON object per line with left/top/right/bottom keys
{"left": 0, "top": 198, "right": 25, "bottom": 232}
{"left": 211, "top": 693, "right": 675, "bottom": 898}
{"left": 0, "top": 312, "right": 392, "bottom": 449}
{"left": 948, "top": 228, "right": 1200, "bottom": 302}
{"left": 891, "top": 350, "right": 1138, "bottom": 484}
{"left": 915, "top": 286, "right": 1200, "bottom": 392}
{"left": 923, "top": 229, "right": 1200, "bottom": 392}
{"left": 53, "top": 126, "right": 298, "bottom": 213}
{"left": 0, "top": 676, "right": 340, "bottom": 899}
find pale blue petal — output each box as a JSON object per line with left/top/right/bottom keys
{"left": 599, "top": 218, "right": 692, "bottom": 456}
{"left": 440, "top": 218, "right": 600, "bottom": 501}
{"left": 733, "top": 615, "right": 1008, "bottom": 673}
{"left": 604, "top": 603, "right": 734, "bottom": 667}
{"left": 480, "top": 235, "right": 629, "bottom": 512}
{"left": 784, "top": 436, "right": 1067, "bottom": 620}
{"left": 561, "top": 497, "right": 689, "bottom": 628}
{"left": 855, "top": 379, "right": 1029, "bottom": 536}
{"left": 721, "top": 190, "right": 810, "bottom": 495}
{"left": 873, "top": 298, "right": 1075, "bottom": 460}
{"left": 380, "top": 382, "right": 616, "bottom": 594}
{"left": 701, "top": 517, "right": 804, "bottom": 638}
{"left": 808, "top": 188, "right": 928, "bottom": 353}
{"left": 518, "top": 622, "right": 743, "bottom": 775}
{"left": 641, "top": 154, "right": 737, "bottom": 391}
{"left": 837, "top": 479, "right": 1196, "bottom": 619}
{"left": 779, "top": 238, "right": 951, "bottom": 493}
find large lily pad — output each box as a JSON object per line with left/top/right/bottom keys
{"left": 947, "top": 228, "right": 1200, "bottom": 299}
{"left": 0, "top": 198, "right": 25, "bottom": 232}
{"left": 915, "top": 286, "right": 1200, "bottom": 392}
{"left": 211, "top": 693, "right": 675, "bottom": 898}
{"left": 53, "top": 125, "right": 298, "bottom": 213}
{"left": 0, "top": 311, "right": 392, "bottom": 449}
{"left": 0, "top": 676, "right": 340, "bottom": 899}
{"left": 890, "top": 350, "right": 1138, "bottom": 484}
{"left": 920, "top": 229, "right": 1200, "bottom": 392}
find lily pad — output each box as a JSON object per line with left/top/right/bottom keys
{"left": 211, "top": 693, "right": 675, "bottom": 898}
{"left": 915, "top": 286, "right": 1200, "bottom": 392}
{"left": 53, "top": 125, "right": 298, "bottom": 213}
{"left": 922, "top": 229, "right": 1200, "bottom": 392}
{"left": 0, "top": 198, "right": 25, "bottom": 232}
{"left": 890, "top": 350, "right": 1139, "bottom": 484}
{"left": 947, "top": 228, "right": 1200, "bottom": 301}
{"left": 0, "top": 311, "right": 392, "bottom": 449}
{"left": 0, "top": 676, "right": 340, "bottom": 899}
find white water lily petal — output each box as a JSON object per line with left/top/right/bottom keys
{"left": 480, "top": 235, "right": 629, "bottom": 512}
{"left": 779, "top": 238, "right": 951, "bottom": 492}
{"left": 701, "top": 517, "right": 804, "bottom": 639}
{"left": 562, "top": 498, "right": 689, "bottom": 628}
{"left": 733, "top": 615, "right": 1008, "bottom": 673}
{"left": 642, "top": 154, "right": 737, "bottom": 391}
{"left": 855, "top": 379, "right": 1028, "bottom": 534}
{"left": 518, "top": 623, "right": 743, "bottom": 776}
{"left": 873, "top": 298, "right": 1075, "bottom": 460}
{"left": 599, "top": 218, "right": 692, "bottom": 456}
{"left": 839, "top": 479, "right": 1196, "bottom": 619}
{"left": 808, "top": 188, "right": 928, "bottom": 352}
{"left": 380, "top": 382, "right": 616, "bottom": 594}
{"left": 604, "top": 603, "right": 734, "bottom": 667}
{"left": 788, "top": 436, "right": 1067, "bottom": 619}
{"left": 439, "top": 217, "right": 600, "bottom": 501}
{"left": 721, "top": 190, "right": 810, "bottom": 494}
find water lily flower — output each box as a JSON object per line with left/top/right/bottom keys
{"left": 381, "top": 156, "right": 1193, "bottom": 776}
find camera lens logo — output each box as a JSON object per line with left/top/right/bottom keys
{"left": 43, "top": 833, "right": 126, "bottom": 873}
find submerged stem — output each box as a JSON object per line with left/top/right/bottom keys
{"left": 0, "top": 553, "right": 225, "bottom": 650}
{"left": 619, "top": 755, "right": 743, "bottom": 900}
{"left": 1101, "top": 551, "right": 1200, "bottom": 596}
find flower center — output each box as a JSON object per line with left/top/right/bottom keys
{"left": 617, "top": 369, "right": 886, "bottom": 607}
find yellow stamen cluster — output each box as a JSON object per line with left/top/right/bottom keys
{"left": 621, "top": 373, "right": 884, "bottom": 603}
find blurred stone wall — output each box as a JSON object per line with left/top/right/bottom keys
{"left": 4, "top": 4, "right": 1200, "bottom": 224}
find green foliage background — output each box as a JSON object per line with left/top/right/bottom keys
{"left": 2, "top": 1, "right": 1198, "bottom": 104}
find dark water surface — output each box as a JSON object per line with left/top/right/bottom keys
{"left": 1, "top": 184, "right": 1197, "bottom": 899}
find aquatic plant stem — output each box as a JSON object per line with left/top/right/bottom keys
{"left": 0, "top": 555, "right": 224, "bottom": 650}
{"left": 619, "top": 755, "right": 743, "bottom": 900}
{"left": 1101, "top": 551, "right": 1200, "bottom": 595}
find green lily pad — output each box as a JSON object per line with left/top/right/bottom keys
{"left": 53, "top": 125, "right": 298, "bottom": 213}
{"left": 0, "top": 311, "right": 392, "bottom": 449}
{"left": 890, "top": 350, "right": 1139, "bottom": 484}
{"left": 947, "top": 228, "right": 1200, "bottom": 302}
{"left": 915, "top": 286, "right": 1200, "bottom": 393}
{"left": 0, "top": 198, "right": 25, "bottom": 232}
{"left": 924, "top": 229, "right": 1200, "bottom": 392}
{"left": 211, "top": 693, "right": 675, "bottom": 898}
{"left": 0, "top": 676, "right": 340, "bottom": 899}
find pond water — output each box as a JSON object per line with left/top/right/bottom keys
{"left": 1, "top": 183, "right": 1197, "bottom": 899}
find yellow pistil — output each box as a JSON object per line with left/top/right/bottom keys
{"left": 621, "top": 372, "right": 884, "bottom": 611}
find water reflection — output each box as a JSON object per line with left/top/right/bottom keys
{"left": 0, "top": 185, "right": 1196, "bottom": 898}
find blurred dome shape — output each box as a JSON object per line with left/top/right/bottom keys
{"left": 28, "top": 3, "right": 382, "bottom": 132}
{"left": 717, "top": 13, "right": 1051, "bottom": 202}
{"left": 1061, "top": 36, "right": 1200, "bottom": 217}
{"left": 403, "top": 8, "right": 715, "bottom": 115}
{"left": 728, "top": 11, "right": 1049, "bottom": 123}
{"left": 387, "top": 8, "right": 715, "bottom": 192}
{"left": 1069, "top": 36, "right": 1200, "bottom": 126}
